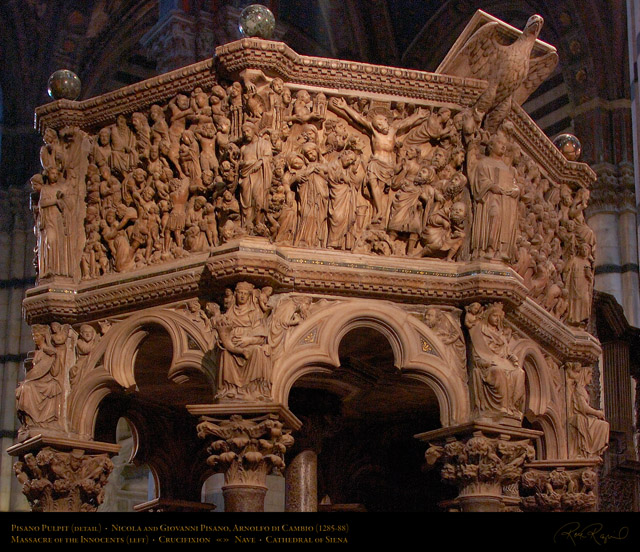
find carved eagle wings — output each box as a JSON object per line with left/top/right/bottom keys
{"left": 448, "top": 15, "right": 559, "bottom": 108}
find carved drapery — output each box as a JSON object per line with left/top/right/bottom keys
{"left": 13, "top": 10, "right": 609, "bottom": 512}
{"left": 29, "top": 32, "right": 596, "bottom": 329}
{"left": 465, "top": 302, "right": 526, "bottom": 423}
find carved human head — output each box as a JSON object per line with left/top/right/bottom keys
{"left": 430, "top": 147, "right": 448, "bottom": 170}
{"left": 133, "top": 168, "right": 146, "bottom": 182}
{"left": 301, "top": 124, "right": 318, "bottom": 144}
{"left": 218, "top": 117, "right": 231, "bottom": 134}
{"left": 287, "top": 152, "right": 306, "bottom": 171}
{"left": 281, "top": 87, "right": 292, "bottom": 106}
{"left": 424, "top": 308, "right": 441, "bottom": 328}
{"left": 79, "top": 324, "right": 96, "bottom": 342}
{"left": 340, "top": 148, "right": 357, "bottom": 167}
{"left": 32, "top": 325, "right": 50, "bottom": 347}
{"left": 223, "top": 288, "right": 234, "bottom": 310}
{"left": 93, "top": 128, "right": 109, "bottom": 148}
{"left": 487, "top": 132, "right": 508, "bottom": 158}
{"left": 485, "top": 303, "right": 505, "bottom": 327}
{"left": 438, "top": 108, "right": 451, "bottom": 121}
{"left": 450, "top": 201, "right": 467, "bottom": 222}
{"left": 405, "top": 147, "right": 419, "bottom": 160}
{"left": 176, "top": 94, "right": 190, "bottom": 110}
{"left": 43, "top": 128, "right": 58, "bottom": 144}
{"left": 131, "top": 112, "right": 147, "bottom": 129}
{"left": 271, "top": 77, "right": 284, "bottom": 94}
{"left": 295, "top": 89, "right": 311, "bottom": 104}
{"left": 150, "top": 104, "right": 164, "bottom": 121}
{"left": 46, "top": 167, "right": 59, "bottom": 183}
{"left": 234, "top": 282, "right": 255, "bottom": 305}
{"left": 372, "top": 114, "right": 390, "bottom": 134}
{"left": 416, "top": 166, "right": 436, "bottom": 185}
{"left": 242, "top": 122, "right": 256, "bottom": 141}
{"left": 302, "top": 142, "right": 319, "bottom": 162}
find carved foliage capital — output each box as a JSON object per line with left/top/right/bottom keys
{"left": 520, "top": 467, "right": 598, "bottom": 512}
{"left": 13, "top": 447, "right": 113, "bottom": 512}
{"left": 425, "top": 432, "right": 535, "bottom": 496}
{"left": 196, "top": 414, "right": 294, "bottom": 487}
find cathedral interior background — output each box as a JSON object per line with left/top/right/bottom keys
{"left": 1, "top": 0, "right": 640, "bottom": 513}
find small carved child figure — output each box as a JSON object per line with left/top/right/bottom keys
{"left": 266, "top": 184, "right": 286, "bottom": 238}
{"left": 203, "top": 203, "right": 219, "bottom": 248}
{"left": 257, "top": 286, "right": 273, "bottom": 314}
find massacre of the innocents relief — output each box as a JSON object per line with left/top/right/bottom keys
{"left": 10, "top": 8, "right": 609, "bottom": 513}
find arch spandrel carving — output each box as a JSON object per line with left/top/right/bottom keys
{"left": 13, "top": 9, "right": 610, "bottom": 512}
{"left": 271, "top": 298, "right": 471, "bottom": 428}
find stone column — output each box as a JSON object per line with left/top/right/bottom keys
{"left": 196, "top": 413, "right": 295, "bottom": 512}
{"left": 416, "top": 423, "right": 540, "bottom": 512}
{"left": 7, "top": 438, "right": 119, "bottom": 512}
{"left": 285, "top": 450, "right": 318, "bottom": 512}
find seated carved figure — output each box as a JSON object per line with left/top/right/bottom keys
{"left": 212, "top": 282, "right": 272, "bottom": 402}
{"left": 465, "top": 302, "right": 525, "bottom": 421}
{"left": 16, "top": 325, "right": 63, "bottom": 433}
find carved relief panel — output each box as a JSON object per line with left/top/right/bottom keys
{"left": 29, "top": 55, "right": 595, "bottom": 331}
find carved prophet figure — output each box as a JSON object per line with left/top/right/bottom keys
{"left": 16, "top": 326, "right": 63, "bottom": 433}
{"left": 212, "top": 282, "right": 272, "bottom": 401}
{"left": 469, "top": 131, "right": 520, "bottom": 261}
{"left": 466, "top": 302, "right": 525, "bottom": 421}
{"left": 566, "top": 363, "right": 609, "bottom": 459}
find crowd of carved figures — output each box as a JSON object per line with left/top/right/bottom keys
{"left": 31, "top": 72, "right": 595, "bottom": 327}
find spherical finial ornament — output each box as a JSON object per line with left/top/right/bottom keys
{"left": 47, "top": 69, "right": 81, "bottom": 100}
{"left": 553, "top": 133, "right": 582, "bottom": 161}
{"left": 238, "top": 4, "right": 276, "bottom": 39}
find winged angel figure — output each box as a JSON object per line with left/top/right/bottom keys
{"left": 445, "top": 14, "right": 558, "bottom": 133}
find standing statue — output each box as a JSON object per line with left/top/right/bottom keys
{"left": 238, "top": 122, "right": 273, "bottom": 231}
{"left": 324, "top": 148, "right": 359, "bottom": 250}
{"left": 469, "top": 130, "right": 520, "bottom": 262}
{"left": 563, "top": 243, "right": 593, "bottom": 327}
{"left": 465, "top": 302, "right": 525, "bottom": 421}
{"left": 37, "top": 167, "right": 69, "bottom": 278}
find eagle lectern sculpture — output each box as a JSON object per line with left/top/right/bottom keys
{"left": 10, "top": 10, "right": 606, "bottom": 514}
